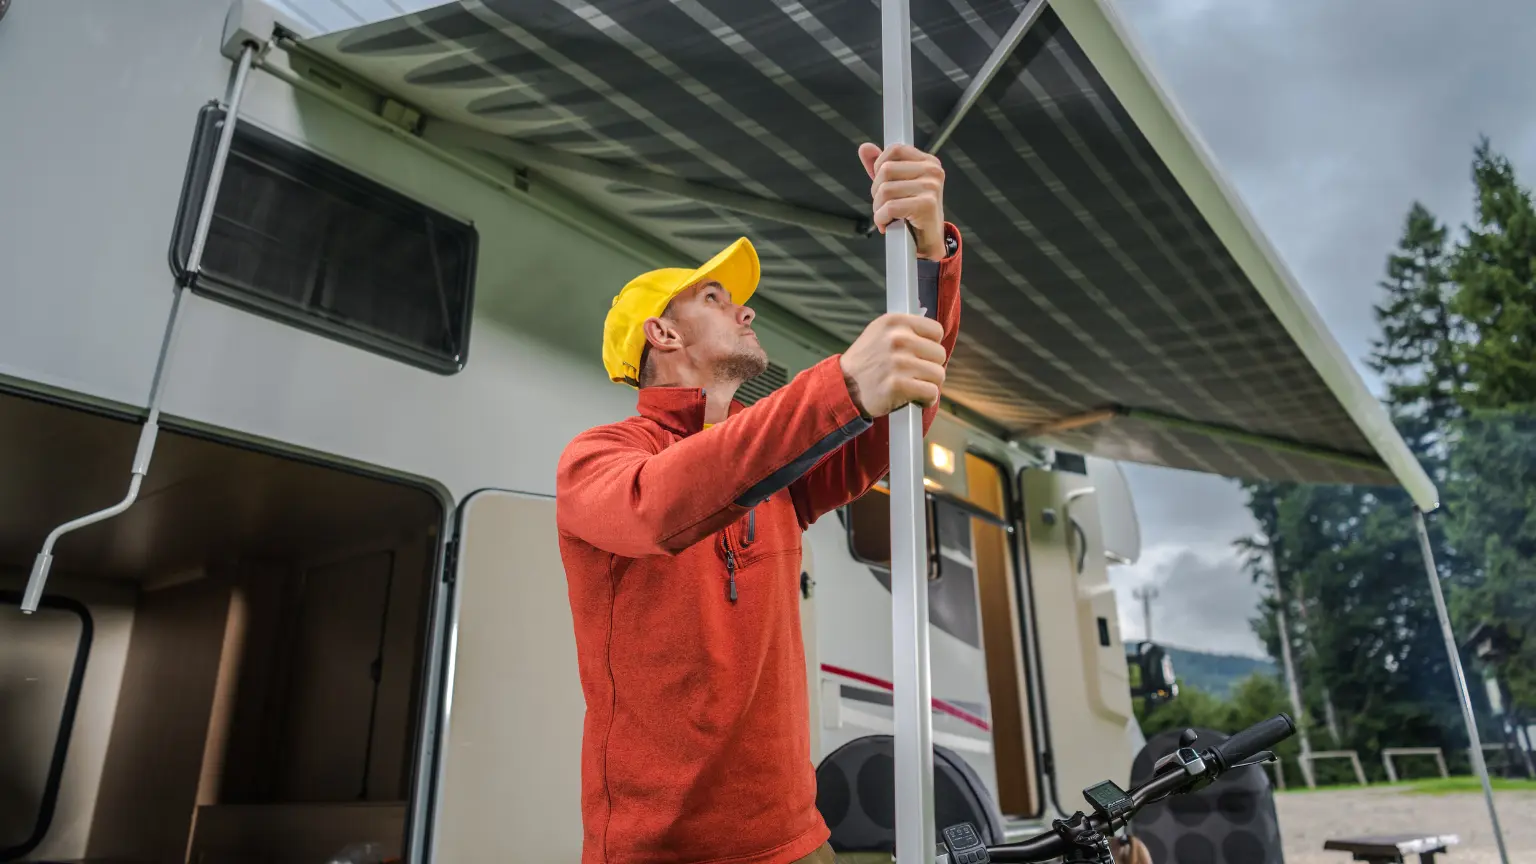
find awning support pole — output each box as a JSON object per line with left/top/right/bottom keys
{"left": 880, "top": 0, "right": 935, "bottom": 861}
{"left": 19, "top": 42, "right": 258, "bottom": 613}
{"left": 925, "top": 0, "right": 1049, "bottom": 154}
{"left": 1414, "top": 508, "right": 1509, "bottom": 864}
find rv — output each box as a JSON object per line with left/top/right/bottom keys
{"left": 0, "top": 0, "right": 1434, "bottom": 861}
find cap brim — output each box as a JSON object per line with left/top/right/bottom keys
{"left": 678, "top": 237, "right": 759, "bottom": 307}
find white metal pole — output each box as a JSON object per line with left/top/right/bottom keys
{"left": 1414, "top": 509, "right": 1509, "bottom": 864}
{"left": 879, "top": 0, "right": 934, "bottom": 861}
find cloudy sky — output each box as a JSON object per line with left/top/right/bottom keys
{"left": 1106, "top": 0, "right": 1536, "bottom": 657}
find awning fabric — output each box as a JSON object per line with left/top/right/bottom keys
{"left": 299, "top": 0, "right": 1436, "bottom": 506}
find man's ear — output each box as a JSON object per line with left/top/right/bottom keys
{"left": 642, "top": 316, "right": 682, "bottom": 354}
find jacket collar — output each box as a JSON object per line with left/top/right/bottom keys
{"left": 636, "top": 386, "right": 745, "bottom": 436}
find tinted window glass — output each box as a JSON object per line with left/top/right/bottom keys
{"left": 172, "top": 104, "right": 478, "bottom": 374}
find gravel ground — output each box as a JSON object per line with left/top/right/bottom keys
{"left": 1277, "top": 786, "right": 1536, "bottom": 864}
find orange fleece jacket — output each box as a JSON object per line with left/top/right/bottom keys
{"left": 555, "top": 226, "right": 962, "bottom": 864}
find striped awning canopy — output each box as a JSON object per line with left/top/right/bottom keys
{"left": 290, "top": 0, "right": 1436, "bottom": 508}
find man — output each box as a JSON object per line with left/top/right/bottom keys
{"left": 1114, "top": 836, "right": 1153, "bottom": 864}
{"left": 556, "top": 142, "right": 961, "bottom": 864}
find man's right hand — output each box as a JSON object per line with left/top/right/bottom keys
{"left": 838, "top": 313, "right": 947, "bottom": 419}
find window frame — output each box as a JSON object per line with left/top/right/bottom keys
{"left": 168, "top": 102, "right": 480, "bottom": 375}
{"left": 0, "top": 591, "right": 93, "bottom": 862}
{"left": 843, "top": 481, "right": 1012, "bottom": 582}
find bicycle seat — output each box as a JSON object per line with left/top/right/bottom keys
{"left": 1128, "top": 726, "right": 1285, "bottom": 864}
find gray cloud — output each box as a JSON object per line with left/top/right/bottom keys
{"left": 1106, "top": 463, "right": 1263, "bottom": 656}
{"left": 1111, "top": 538, "right": 1268, "bottom": 658}
{"left": 1119, "top": 0, "right": 1536, "bottom": 384}
{"left": 1100, "top": 0, "right": 1535, "bottom": 658}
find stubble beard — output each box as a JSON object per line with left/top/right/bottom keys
{"left": 714, "top": 346, "right": 769, "bottom": 385}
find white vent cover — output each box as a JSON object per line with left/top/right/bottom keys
{"left": 736, "top": 361, "right": 790, "bottom": 406}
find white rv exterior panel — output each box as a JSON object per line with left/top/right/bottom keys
{"left": 0, "top": 0, "right": 235, "bottom": 407}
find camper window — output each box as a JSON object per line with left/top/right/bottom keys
{"left": 845, "top": 485, "right": 939, "bottom": 579}
{"left": 170, "top": 105, "right": 478, "bottom": 374}
{"left": 845, "top": 484, "right": 1009, "bottom": 579}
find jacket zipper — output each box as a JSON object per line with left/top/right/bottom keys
{"left": 722, "top": 530, "right": 738, "bottom": 603}
{"left": 722, "top": 508, "right": 756, "bottom": 603}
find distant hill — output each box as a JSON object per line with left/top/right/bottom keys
{"left": 1163, "top": 646, "right": 1276, "bottom": 698}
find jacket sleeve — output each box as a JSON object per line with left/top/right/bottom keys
{"left": 556, "top": 357, "right": 873, "bottom": 558}
{"left": 788, "top": 224, "right": 963, "bottom": 529}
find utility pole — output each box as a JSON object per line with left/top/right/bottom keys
{"left": 1272, "top": 565, "right": 1316, "bottom": 789}
{"left": 1132, "top": 584, "right": 1158, "bottom": 642}
{"left": 1294, "top": 596, "right": 1343, "bottom": 746}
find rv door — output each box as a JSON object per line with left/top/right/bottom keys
{"left": 426, "top": 491, "right": 585, "bottom": 862}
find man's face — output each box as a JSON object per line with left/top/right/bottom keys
{"left": 658, "top": 279, "right": 767, "bottom": 382}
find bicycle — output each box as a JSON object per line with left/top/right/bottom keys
{"left": 937, "top": 713, "right": 1296, "bottom": 863}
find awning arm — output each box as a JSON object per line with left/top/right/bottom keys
{"left": 423, "top": 120, "right": 872, "bottom": 238}
{"left": 924, "top": 0, "right": 1050, "bottom": 154}
{"left": 21, "top": 42, "right": 260, "bottom": 612}
{"left": 1415, "top": 509, "right": 1510, "bottom": 864}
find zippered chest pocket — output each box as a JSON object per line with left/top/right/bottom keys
{"left": 718, "top": 494, "right": 799, "bottom": 603}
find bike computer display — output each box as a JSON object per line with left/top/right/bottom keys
{"left": 941, "top": 822, "right": 990, "bottom": 864}
{"left": 1082, "top": 780, "right": 1133, "bottom": 820}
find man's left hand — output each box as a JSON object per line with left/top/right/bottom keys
{"left": 859, "top": 143, "right": 947, "bottom": 260}
{"left": 1111, "top": 835, "right": 1153, "bottom": 864}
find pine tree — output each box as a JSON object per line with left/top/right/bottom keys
{"left": 1368, "top": 202, "right": 1464, "bottom": 476}
{"left": 1442, "top": 137, "right": 1536, "bottom": 707}
{"left": 1451, "top": 137, "right": 1536, "bottom": 410}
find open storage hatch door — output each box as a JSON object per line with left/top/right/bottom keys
{"left": 281, "top": 0, "right": 1436, "bottom": 510}
{"left": 433, "top": 491, "right": 584, "bottom": 862}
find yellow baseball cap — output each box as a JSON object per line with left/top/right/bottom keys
{"left": 602, "top": 237, "right": 760, "bottom": 386}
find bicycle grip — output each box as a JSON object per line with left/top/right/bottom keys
{"left": 1213, "top": 713, "right": 1295, "bottom": 768}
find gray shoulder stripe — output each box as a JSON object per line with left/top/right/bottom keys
{"left": 918, "top": 258, "right": 939, "bottom": 320}
{"left": 734, "top": 416, "right": 873, "bottom": 508}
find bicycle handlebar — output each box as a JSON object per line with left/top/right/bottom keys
{"left": 1211, "top": 713, "right": 1294, "bottom": 770}
{"left": 981, "top": 713, "right": 1295, "bottom": 863}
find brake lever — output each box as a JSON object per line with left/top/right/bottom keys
{"left": 1227, "top": 750, "right": 1277, "bottom": 770}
